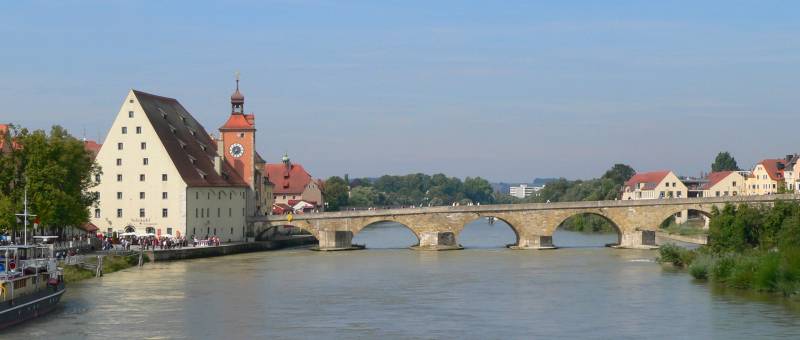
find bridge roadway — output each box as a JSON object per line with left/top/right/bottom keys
{"left": 250, "top": 194, "right": 800, "bottom": 251}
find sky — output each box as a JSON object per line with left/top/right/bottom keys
{"left": 1, "top": 1, "right": 799, "bottom": 183}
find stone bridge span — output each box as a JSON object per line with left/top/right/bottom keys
{"left": 250, "top": 194, "right": 800, "bottom": 251}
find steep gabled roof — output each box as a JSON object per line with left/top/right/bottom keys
{"left": 133, "top": 90, "right": 247, "bottom": 187}
{"left": 757, "top": 159, "right": 786, "bottom": 181}
{"left": 624, "top": 170, "right": 671, "bottom": 191}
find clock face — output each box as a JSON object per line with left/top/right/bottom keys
{"left": 229, "top": 143, "right": 244, "bottom": 158}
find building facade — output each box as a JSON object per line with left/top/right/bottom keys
{"left": 621, "top": 171, "right": 687, "bottom": 200}
{"left": 700, "top": 171, "right": 747, "bottom": 197}
{"left": 265, "top": 154, "right": 324, "bottom": 213}
{"left": 783, "top": 155, "right": 800, "bottom": 193}
{"left": 745, "top": 158, "right": 787, "bottom": 195}
{"left": 90, "top": 85, "right": 277, "bottom": 241}
{"left": 509, "top": 184, "right": 542, "bottom": 199}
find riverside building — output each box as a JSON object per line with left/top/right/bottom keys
{"left": 90, "top": 80, "right": 273, "bottom": 241}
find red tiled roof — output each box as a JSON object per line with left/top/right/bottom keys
{"left": 759, "top": 159, "right": 786, "bottom": 181}
{"left": 700, "top": 171, "right": 733, "bottom": 190}
{"left": 624, "top": 170, "right": 671, "bottom": 190}
{"left": 265, "top": 161, "right": 313, "bottom": 194}
{"left": 272, "top": 203, "right": 293, "bottom": 214}
{"left": 83, "top": 140, "right": 102, "bottom": 159}
{"left": 133, "top": 90, "right": 248, "bottom": 187}
{"left": 0, "top": 124, "right": 20, "bottom": 151}
{"left": 220, "top": 113, "right": 255, "bottom": 130}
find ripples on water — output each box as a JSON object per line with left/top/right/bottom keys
{"left": 7, "top": 222, "right": 800, "bottom": 339}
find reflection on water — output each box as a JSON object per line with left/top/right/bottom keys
{"left": 7, "top": 224, "right": 800, "bottom": 339}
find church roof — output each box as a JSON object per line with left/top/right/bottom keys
{"left": 133, "top": 90, "right": 248, "bottom": 187}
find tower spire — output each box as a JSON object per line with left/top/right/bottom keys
{"left": 231, "top": 71, "right": 245, "bottom": 114}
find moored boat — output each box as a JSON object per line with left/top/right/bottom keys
{"left": 0, "top": 243, "right": 65, "bottom": 330}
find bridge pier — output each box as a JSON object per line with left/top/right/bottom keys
{"left": 509, "top": 235, "right": 556, "bottom": 250}
{"left": 410, "top": 231, "right": 463, "bottom": 251}
{"left": 616, "top": 230, "right": 658, "bottom": 249}
{"left": 314, "top": 230, "right": 363, "bottom": 251}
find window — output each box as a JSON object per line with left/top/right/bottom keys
{"left": 140, "top": 192, "right": 145, "bottom": 199}
{"left": 136, "top": 126, "right": 142, "bottom": 134}
{"left": 239, "top": 133, "right": 245, "bottom": 138}
{"left": 162, "top": 209, "right": 168, "bottom": 218}
{"left": 162, "top": 192, "right": 168, "bottom": 199}
{"left": 128, "top": 111, "right": 134, "bottom": 117}
{"left": 195, "top": 208, "right": 198, "bottom": 218}
{"left": 217, "top": 208, "right": 220, "bottom": 217}
{"left": 121, "top": 127, "right": 127, "bottom": 134}
{"left": 231, "top": 227, "right": 233, "bottom": 235}
{"left": 140, "top": 174, "right": 145, "bottom": 182}
{"left": 162, "top": 174, "right": 168, "bottom": 181}
{"left": 117, "top": 174, "right": 123, "bottom": 182}
{"left": 195, "top": 192, "right": 199, "bottom": 199}
{"left": 117, "top": 142, "right": 123, "bottom": 150}
{"left": 117, "top": 192, "right": 122, "bottom": 199}
{"left": 116, "top": 158, "right": 122, "bottom": 166}
{"left": 143, "top": 158, "right": 149, "bottom": 165}
{"left": 167, "top": 227, "right": 172, "bottom": 235}
{"left": 94, "top": 209, "right": 100, "bottom": 218}
{"left": 141, "top": 142, "right": 147, "bottom": 150}
{"left": 208, "top": 193, "right": 211, "bottom": 200}
{"left": 219, "top": 193, "right": 222, "bottom": 200}
{"left": 229, "top": 208, "right": 232, "bottom": 217}
{"left": 117, "top": 209, "right": 123, "bottom": 218}
{"left": 732, "top": 181, "right": 737, "bottom": 187}
{"left": 716, "top": 191, "right": 720, "bottom": 197}
{"left": 139, "top": 209, "right": 145, "bottom": 218}
{"left": 95, "top": 174, "right": 101, "bottom": 183}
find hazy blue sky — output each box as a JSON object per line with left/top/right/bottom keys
{"left": 2, "top": 1, "right": 799, "bottom": 182}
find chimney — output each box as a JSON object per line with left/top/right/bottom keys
{"left": 214, "top": 155, "right": 223, "bottom": 176}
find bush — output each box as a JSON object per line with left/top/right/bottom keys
{"left": 753, "top": 252, "right": 780, "bottom": 292}
{"left": 728, "top": 256, "right": 757, "bottom": 289}
{"left": 658, "top": 243, "right": 695, "bottom": 267}
{"left": 711, "top": 255, "right": 736, "bottom": 282}
{"left": 689, "top": 254, "right": 714, "bottom": 280}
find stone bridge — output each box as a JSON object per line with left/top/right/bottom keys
{"left": 249, "top": 194, "right": 800, "bottom": 251}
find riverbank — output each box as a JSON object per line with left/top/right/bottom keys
{"left": 146, "top": 236, "right": 316, "bottom": 261}
{"left": 61, "top": 236, "right": 317, "bottom": 281}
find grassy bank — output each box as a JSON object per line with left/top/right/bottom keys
{"left": 658, "top": 200, "right": 800, "bottom": 297}
{"left": 62, "top": 254, "right": 147, "bottom": 282}
{"left": 659, "top": 244, "right": 800, "bottom": 296}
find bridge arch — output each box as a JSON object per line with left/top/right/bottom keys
{"left": 552, "top": 211, "right": 623, "bottom": 247}
{"left": 352, "top": 219, "right": 421, "bottom": 248}
{"left": 459, "top": 215, "right": 520, "bottom": 248}
{"left": 255, "top": 221, "right": 318, "bottom": 242}
{"left": 658, "top": 207, "right": 714, "bottom": 232}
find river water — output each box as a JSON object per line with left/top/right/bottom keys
{"left": 6, "top": 221, "right": 800, "bottom": 339}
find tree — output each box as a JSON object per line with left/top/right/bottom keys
{"left": 711, "top": 152, "right": 739, "bottom": 172}
{"left": 322, "top": 176, "right": 349, "bottom": 211}
{"left": 601, "top": 164, "right": 636, "bottom": 184}
{"left": 0, "top": 125, "right": 100, "bottom": 238}
{"left": 349, "top": 186, "right": 378, "bottom": 207}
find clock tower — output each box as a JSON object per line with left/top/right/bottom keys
{"left": 220, "top": 75, "right": 257, "bottom": 189}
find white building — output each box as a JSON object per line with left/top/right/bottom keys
{"left": 509, "top": 184, "right": 543, "bottom": 199}
{"left": 91, "top": 89, "right": 257, "bottom": 241}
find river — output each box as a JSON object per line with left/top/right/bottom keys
{"left": 6, "top": 221, "right": 800, "bottom": 339}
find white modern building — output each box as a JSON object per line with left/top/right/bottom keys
{"left": 509, "top": 184, "right": 543, "bottom": 199}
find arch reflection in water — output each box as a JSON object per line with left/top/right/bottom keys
{"left": 459, "top": 217, "right": 517, "bottom": 249}
{"left": 553, "top": 213, "right": 621, "bottom": 248}
{"left": 352, "top": 221, "right": 419, "bottom": 249}
{"left": 659, "top": 208, "right": 711, "bottom": 234}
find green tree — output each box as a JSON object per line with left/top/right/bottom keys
{"left": 349, "top": 186, "right": 378, "bottom": 207}
{"left": 322, "top": 176, "right": 349, "bottom": 211}
{"left": 711, "top": 151, "right": 740, "bottom": 172}
{"left": 601, "top": 164, "right": 636, "bottom": 184}
{"left": 0, "top": 125, "right": 100, "bottom": 238}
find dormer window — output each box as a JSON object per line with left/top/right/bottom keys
{"left": 169, "top": 124, "right": 177, "bottom": 134}
{"left": 188, "top": 155, "right": 196, "bottom": 164}
{"left": 177, "top": 139, "right": 187, "bottom": 149}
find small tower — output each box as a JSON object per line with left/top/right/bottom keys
{"left": 231, "top": 71, "right": 244, "bottom": 114}
{"left": 220, "top": 73, "right": 257, "bottom": 190}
